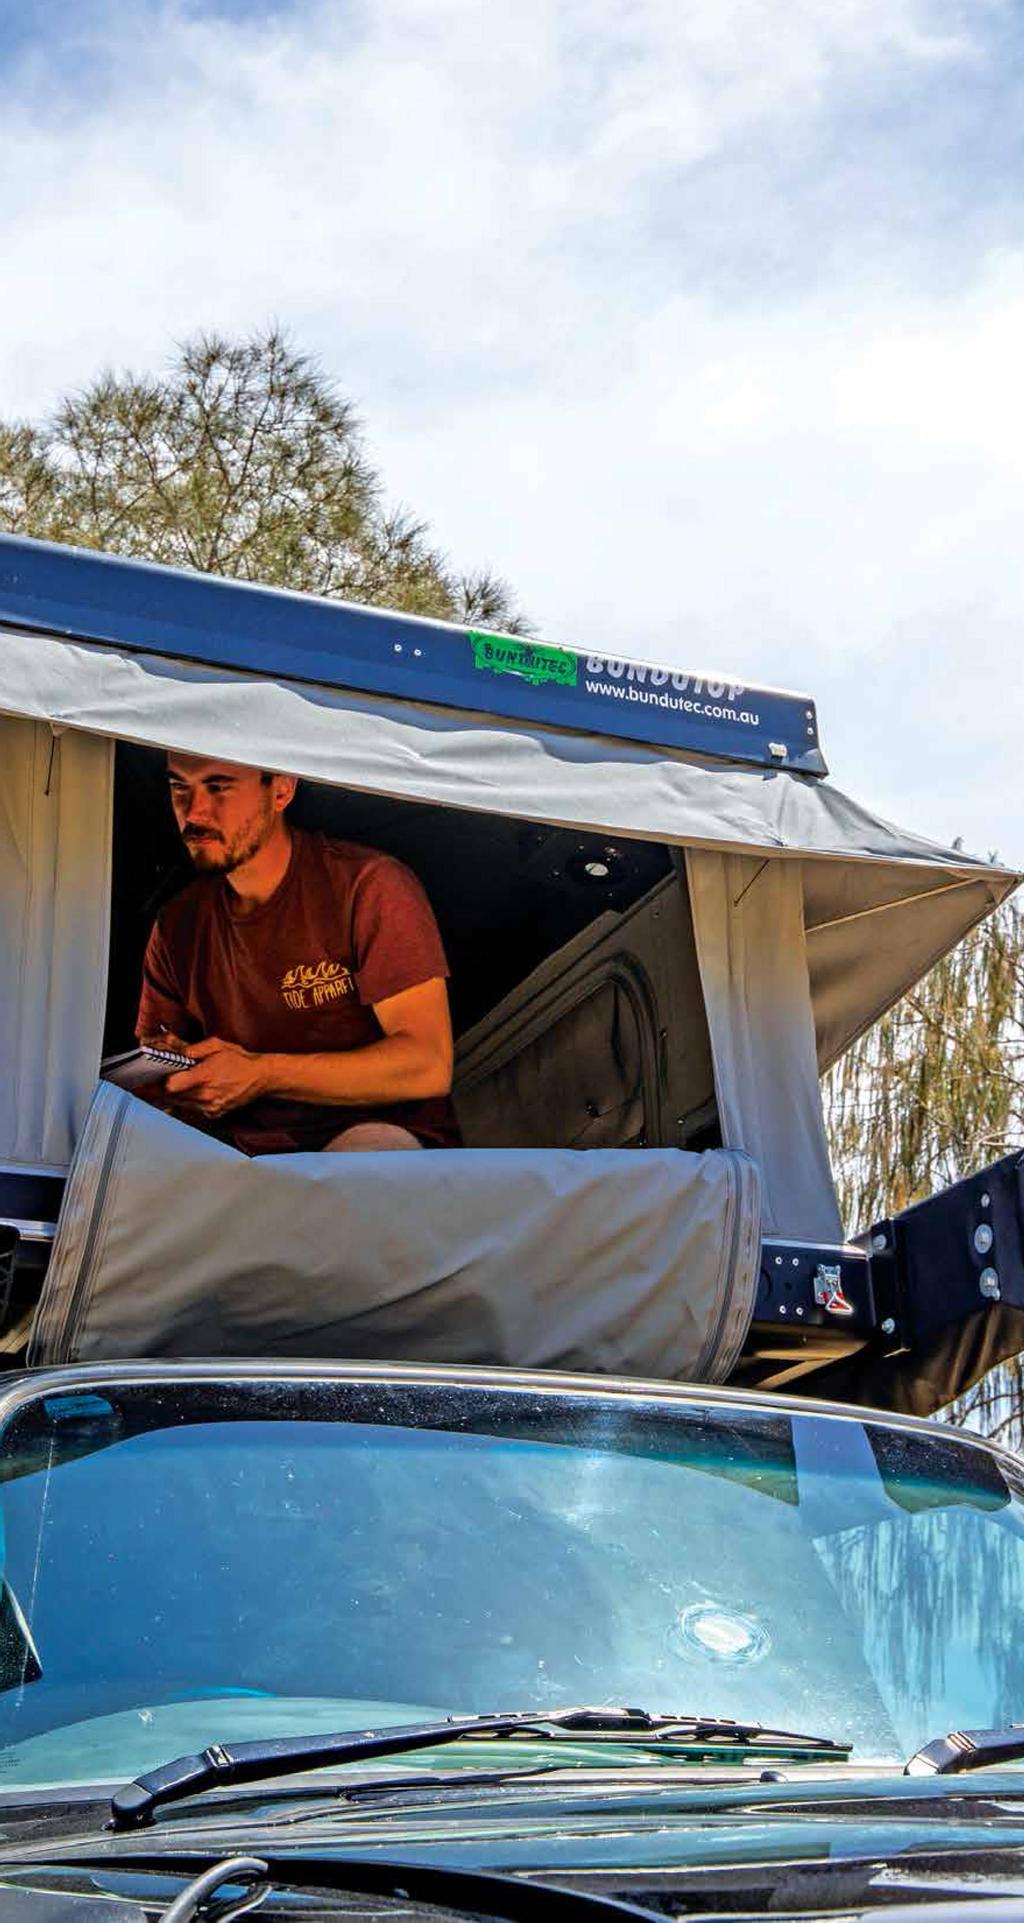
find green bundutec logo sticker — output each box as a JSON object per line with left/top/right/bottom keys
{"left": 468, "top": 631, "right": 578, "bottom": 689}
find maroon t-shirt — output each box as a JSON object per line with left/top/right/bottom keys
{"left": 137, "top": 828, "right": 458, "bottom": 1154}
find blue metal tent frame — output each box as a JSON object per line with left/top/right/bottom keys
{"left": 0, "top": 533, "right": 825, "bottom": 775}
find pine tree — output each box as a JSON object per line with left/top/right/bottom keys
{"left": 0, "top": 327, "right": 526, "bottom": 631}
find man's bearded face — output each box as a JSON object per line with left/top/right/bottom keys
{"left": 167, "top": 757, "right": 279, "bottom": 874}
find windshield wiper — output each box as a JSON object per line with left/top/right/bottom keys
{"left": 906, "top": 1722, "right": 1024, "bottom": 1776}
{"left": 110, "top": 1705, "right": 849, "bottom": 1829}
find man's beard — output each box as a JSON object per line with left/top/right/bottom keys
{"left": 184, "top": 810, "right": 274, "bottom": 874}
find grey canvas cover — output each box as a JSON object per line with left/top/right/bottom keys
{"left": 29, "top": 1083, "right": 763, "bottom": 1381}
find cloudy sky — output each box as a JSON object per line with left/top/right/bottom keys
{"left": 1, "top": 0, "right": 1022, "bottom": 860}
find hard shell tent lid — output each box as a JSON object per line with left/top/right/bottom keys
{"left": 0, "top": 532, "right": 824, "bottom": 776}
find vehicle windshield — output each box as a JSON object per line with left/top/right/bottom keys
{"left": 0, "top": 1377, "right": 1021, "bottom": 1790}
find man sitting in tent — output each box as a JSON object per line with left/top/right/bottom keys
{"left": 136, "top": 753, "right": 458, "bottom": 1154}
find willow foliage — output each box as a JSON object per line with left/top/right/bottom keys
{"left": 824, "top": 899, "right": 1024, "bottom": 1228}
{"left": 824, "top": 894, "right": 1024, "bottom": 1440}
{"left": 0, "top": 328, "right": 526, "bottom": 631}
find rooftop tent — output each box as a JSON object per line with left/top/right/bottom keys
{"left": 0, "top": 533, "right": 1017, "bottom": 1389}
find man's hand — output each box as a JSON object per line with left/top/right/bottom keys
{"left": 152, "top": 979, "right": 452, "bottom": 1123}
{"left": 163, "top": 1038, "right": 267, "bottom": 1119}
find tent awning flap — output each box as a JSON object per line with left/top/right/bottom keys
{"left": 808, "top": 876, "right": 1009, "bottom": 1073}
{"left": 0, "top": 624, "right": 1013, "bottom": 882}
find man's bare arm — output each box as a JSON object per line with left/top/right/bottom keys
{"left": 162, "top": 978, "right": 453, "bottom": 1120}
{"left": 262, "top": 976, "right": 453, "bottom": 1104}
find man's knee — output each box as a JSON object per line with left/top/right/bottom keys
{"left": 322, "top": 1123, "right": 425, "bottom": 1152}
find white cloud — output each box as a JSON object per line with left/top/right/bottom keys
{"left": 0, "top": 0, "right": 1021, "bottom": 860}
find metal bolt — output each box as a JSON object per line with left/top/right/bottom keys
{"left": 413, "top": 647, "right": 422, "bottom": 658}
{"left": 775, "top": 1256, "right": 783, "bottom": 1267}
{"left": 974, "top": 1224, "right": 994, "bottom": 1255}
{"left": 792, "top": 1257, "right": 799, "bottom": 1267}
{"left": 393, "top": 643, "right": 403, "bottom": 653}
{"left": 980, "top": 1268, "right": 1001, "bottom": 1300}
{"left": 795, "top": 1306, "right": 804, "bottom": 1317}
{"left": 881, "top": 1317, "right": 896, "bottom": 1336}
{"left": 779, "top": 1305, "right": 787, "bottom": 1316}
{"left": 871, "top": 1233, "right": 887, "bottom": 1253}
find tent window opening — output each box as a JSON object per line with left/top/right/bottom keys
{"left": 103, "top": 743, "right": 720, "bottom": 1155}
